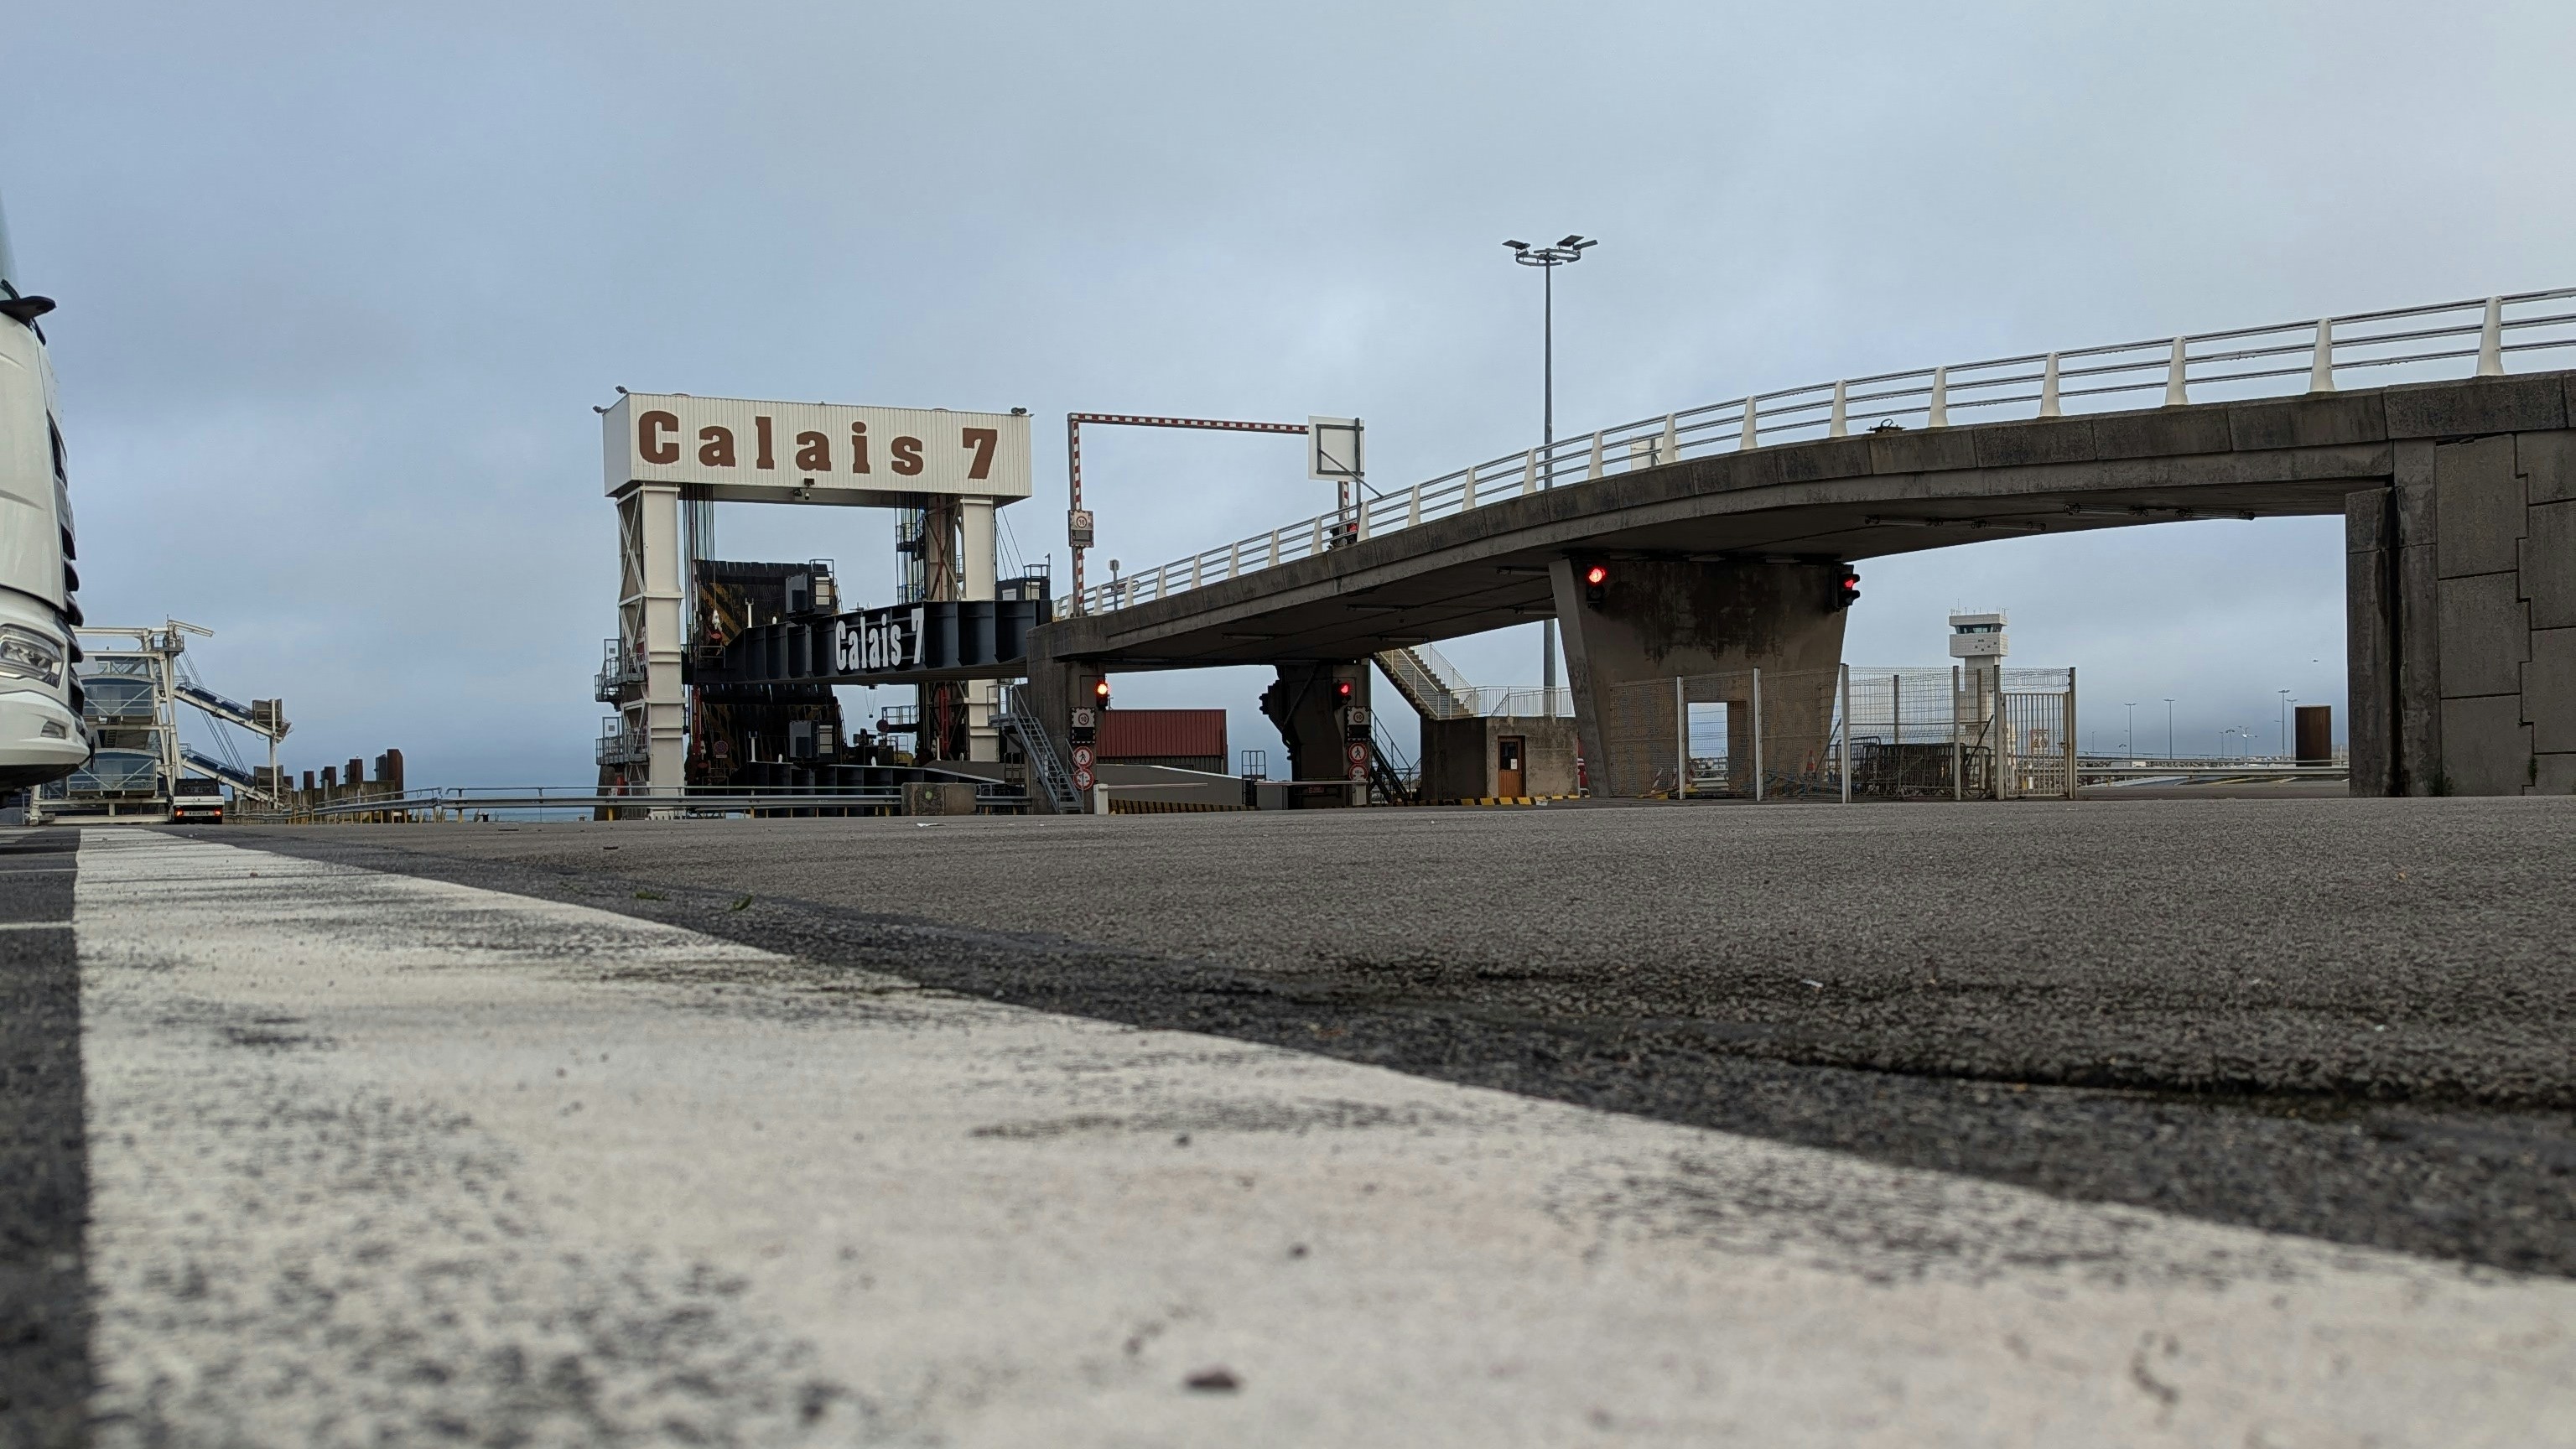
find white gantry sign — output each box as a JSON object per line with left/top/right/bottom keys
{"left": 603, "top": 393, "right": 1032, "bottom": 506}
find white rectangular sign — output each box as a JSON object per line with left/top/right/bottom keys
{"left": 605, "top": 393, "right": 1032, "bottom": 505}
{"left": 1309, "top": 415, "right": 1363, "bottom": 480}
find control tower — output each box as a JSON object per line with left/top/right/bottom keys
{"left": 1947, "top": 610, "right": 2008, "bottom": 678}
{"left": 1949, "top": 610, "right": 2007, "bottom": 768}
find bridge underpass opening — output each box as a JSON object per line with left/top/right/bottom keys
{"left": 1837, "top": 516, "right": 2350, "bottom": 767}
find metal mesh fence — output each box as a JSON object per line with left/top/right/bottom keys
{"left": 1602, "top": 665, "right": 2077, "bottom": 802}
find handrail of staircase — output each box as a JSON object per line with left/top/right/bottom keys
{"left": 998, "top": 684, "right": 1083, "bottom": 813}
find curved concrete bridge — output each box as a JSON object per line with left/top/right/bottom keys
{"left": 1031, "top": 370, "right": 2576, "bottom": 800}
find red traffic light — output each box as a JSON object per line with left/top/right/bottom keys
{"left": 1584, "top": 564, "right": 1607, "bottom": 586}
{"left": 1093, "top": 678, "right": 1112, "bottom": 700}
{"left": 1581, "top": 562, "right": 1609, "bottom": 607}
{"left": 1334, "top": 679, "right": 1355, "bottom": 701}
{"left": 1832, "top": 565, "right": 1861, "bottom": 610}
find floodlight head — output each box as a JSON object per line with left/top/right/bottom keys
{"left": 1504, "top": 240, "right": 1529, "bottom": 251}
{"left": 1558, "top": 233, "right": 1583, "bottom": 247}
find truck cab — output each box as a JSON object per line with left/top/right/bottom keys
{"left": 170, "top": 776, "right": 225, "bottom": 823}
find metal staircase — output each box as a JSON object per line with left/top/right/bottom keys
{"left": 1366, "top": 719, "right": 1418, "bottom": 806}
{"left": 997, "top": 684, "right": 1083, "bottom": 813}
{"left": 1373, "top": 643, "right": 1476, "bottom": 720}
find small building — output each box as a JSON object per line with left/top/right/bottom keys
{"left": 1418, "top": 715, "right": 1580, "bottom": 802}
{"left": 1096, "top": 708, "right": 1228, "bottom": 774}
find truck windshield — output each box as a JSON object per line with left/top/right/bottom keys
{"left": 174, "top": 780, "right": 221, "bottom": 797}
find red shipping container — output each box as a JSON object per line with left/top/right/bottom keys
{"left": 1095, "top": 709, "right": 1228, "bottom": 771}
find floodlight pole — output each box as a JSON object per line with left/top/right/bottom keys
{"left": 1508, "top": 236, "right": 1595, "bottom": 708}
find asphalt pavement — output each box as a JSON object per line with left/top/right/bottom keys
{"left": 228, "top": 797, "right": 2576, "bottom": 1275}
{"left": 0, "top": 829, "right": 87, "bottom": 1449}
{"left": 8, "top": 801, "right": 2574, "bottom": 1445}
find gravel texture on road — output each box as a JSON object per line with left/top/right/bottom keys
{"left": 222, "top": 796, "right": 2576, "bottom": 1279}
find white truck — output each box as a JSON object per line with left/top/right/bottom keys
{"left": 0, "top": 189, "right": 90, "bottom": 792}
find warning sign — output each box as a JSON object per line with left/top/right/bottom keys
{"left": 1347, "top": 740, "right": 1370, "bottom": 782}
{"left": 1071, "top": 745, "right": 1094, "bottom": 768}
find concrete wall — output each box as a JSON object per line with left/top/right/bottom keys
{"left": 2349, "top": 424, "right": 2576, "bottom": 795}
{"left": 1419, "top": 716, "right": 1581, "bottom": 801}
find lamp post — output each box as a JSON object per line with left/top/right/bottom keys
{"left": 2277, "top": 689, "right": 2293, "bottom": 760}
{"left": 2124, "top": 701, "right": 2137, "bottom": 758}
{"left": 1506, "top": 234, "right": 1597, "bottom": 707}
{"left": 2164, "top": 698, "right": 2175, "bottom": 759}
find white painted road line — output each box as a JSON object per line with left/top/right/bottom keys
{"left": 76, "top": 828, "right": 2576, "bottom": 1446}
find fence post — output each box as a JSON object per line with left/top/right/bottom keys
{"left": 1838, "top": 663, "right": 1852, "bottom": 805}
{"left": 2478, "top": 296, "right": 2505, "bottom": 377}
{"left": 1674, "top": 675, "right": 1687, "bottom": 800}
{"left": 1739, "top": 397, "right": 1758, "bottom": 450}
{"left": 1952, "top": 665, "right": 1964, "bottom": 802}
{"left": 1750, "top": 667, "right": 1764, "bottom": 802}
{"left": 2060, "top": 670, "right": 2081, "bottom": 799}
{"left": 1828, "top": 382, "right": 1848, "bottom": 439}
{"left": 1521, "top": 449, "right": 1539, "bottom": 496}
{"left": 1268, "top": 527, "right": 1281, "bottom": 568}
{"left": 2064, "top": 666, "right": 2079, "bottom": 799}
{"left": 2309, "top": 318, "right": 2336, "bottom": 393}
{"left": 1659, "top": 413, "right": 1680, "bottom": 464}
{"left": 1460, "top": 467, "right": 1476, "bottom": 511}
{"left": 2163, "top": 337, "right": 2189, "bottom": 407}
{"left": 2038, "top": 353, "right": 2061, "bottom": 418}
{"left": 1354, "top": 501, "right": 1370, "bottom": 541}
{"left": 1992, "top": 673, "right": 2009, "bottom": 801}
{"left": 1587, "top": 431, "right": 1605, "bottom": 480}
{"left": 1406, "top": 481, "right": 1422, "bottom": 528}
{"left": 1311, "top": 517, "right": 1323, "bottom": 556}
{"left": 1928, "top": 366, "right": 1950, "bottom": 428}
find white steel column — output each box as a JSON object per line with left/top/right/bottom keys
{"left": 961, "top": 496, "right": 998, "bottom": 600}
{"left": 619, "top": 484, "right": 687, "bottom": 797}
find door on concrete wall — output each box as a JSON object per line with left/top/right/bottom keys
{"left": 1497, "top": 736, "right": 1526, "bottom": 798}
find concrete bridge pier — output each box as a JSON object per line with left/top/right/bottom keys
{"left": 2347, "top": 421, "right": 2576, "bottom": 796}
{"left": 1550, "top": 558, "right": 1849, "bottom": 798}
{"left": 1260, "top": 662, "right": 1370, "bottom": 802}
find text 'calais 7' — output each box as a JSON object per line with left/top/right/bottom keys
{"left": 602, "top": 394, "right": 1032, "bottom": 506}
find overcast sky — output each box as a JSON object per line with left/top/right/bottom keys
{"left": 8, "top": 1, "right": 2573, "bottom": 782}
